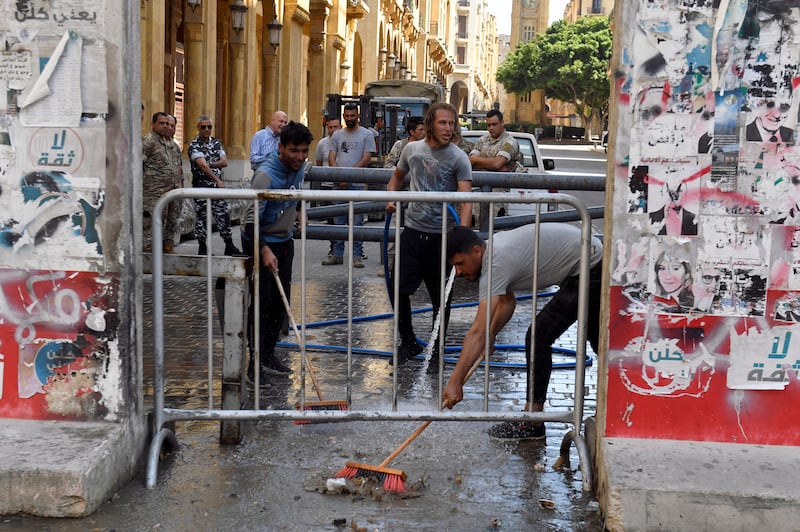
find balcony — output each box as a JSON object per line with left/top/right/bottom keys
{"left": 346, "top": 0, "right": 369, "bottom": 19}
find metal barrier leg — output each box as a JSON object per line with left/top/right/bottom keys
{"left": 146, "top": 426, "right": 179, "bottom": 489}
{"left": 219, "top": 276, "right": 248, "bottom": 444}
{"left": 558, "top": 427, "right": 593, "bottom": 493}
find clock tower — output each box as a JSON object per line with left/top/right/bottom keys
{"left": 503, "top": 0, "right": 550, "bottom": 124}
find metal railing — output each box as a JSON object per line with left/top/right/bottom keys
{"left": 146, "top": 187, "right": 596, "bottom": 491}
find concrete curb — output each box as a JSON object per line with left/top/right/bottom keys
{"left": 0, "top": 418, "right": 146, "bottom": 517}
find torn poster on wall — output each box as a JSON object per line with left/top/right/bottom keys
{"left": 0, "top": 268, "right": 119, "bottom": 420}
{"left": 607, "top": 0, "right": 800, "bottom": 443}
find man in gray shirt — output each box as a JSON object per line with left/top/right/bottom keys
{"left": 443, "top": 223, "right": 603, "bottom": 441}
{"left": 386, "top": 102, "right": 473, "bottom": 366}
{"left": 323, "top": 103, "right": 376, "bottom": 267}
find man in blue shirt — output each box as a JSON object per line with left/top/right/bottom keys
{"left": 242, "top": 121, "right": 313, "bottom": 382}
{"left": 249, "top": 110, "right": 288, "bottom": 170}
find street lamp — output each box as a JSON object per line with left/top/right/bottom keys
{"left": 230, "top": 0, "right": 247, "bottom": 32}
{"left": 267, "top": 16, "right": 283, "bottom": 50}
{"left": 187, "top": 0, "right": 201, "bottom": 12}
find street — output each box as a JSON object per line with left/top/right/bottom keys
{"left": 513, "top": 140, "right": 608, "bottom": 235}
{"left": 2, "top": 236, "right": 605, "bottom": 531}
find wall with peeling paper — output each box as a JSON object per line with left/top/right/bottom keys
{"left": 0, "top": 0, "right": 138, "bottom": 422}
{"left": 605, "top": 0, "right": 800, "bottom": 444}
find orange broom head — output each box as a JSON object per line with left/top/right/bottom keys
{"left": 334, "top": 461, "right": 407, "bottom": 494}
{"left": 293, "top": 400, "right": 349, "bottom": 425}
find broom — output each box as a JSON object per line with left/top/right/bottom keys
{"left": 334, "top": 356, "right": 483, "bottom": 493}
{"left": 271, "top": 270, "right": 348, "bottom": 422}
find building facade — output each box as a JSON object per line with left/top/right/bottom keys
{"left": 140, "top": 0, "right": 499, "bottom": 178}
{"left": 500, "top": 0, "right": 549, "bottom": 125}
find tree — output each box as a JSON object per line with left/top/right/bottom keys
{"left": 497, "top": 16, "right": 612, "bottom": 139}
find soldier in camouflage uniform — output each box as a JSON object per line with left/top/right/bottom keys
{"left": 468, "top": 109, "right": 523, "bottom": 218}
{"left": 142, "top": 112, "right": 182, "bottom": 253}
{"left": 383, "top": 116, "right": 426, "bottom": 169}
{"left": 468, "top": 109, "right": 523, "bottom": 173}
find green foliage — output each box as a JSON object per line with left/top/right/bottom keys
{"left": 497, "top": 16, "right": 612, "bottom": 136}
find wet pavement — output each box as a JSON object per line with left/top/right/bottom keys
{"left": 2, "top": 230, "right": 605, "bottom": 531}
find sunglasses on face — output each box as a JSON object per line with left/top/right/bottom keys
{"left": 200, "top": 125, "right": 212, "bottom": 130}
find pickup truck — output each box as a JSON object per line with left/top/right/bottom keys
{"left": 460, "top": 130, "right": 556, "bottom": 218}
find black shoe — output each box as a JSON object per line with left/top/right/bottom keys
{"left": 487, "top": 421, "right": 546, "bottom": 441}
{"left": 224, "top": 240, "right": 247, "bottom": 257}
{"left": 425, "top": 353, "right": 440, "bottom": 373}
{"left": 263, "top": 356, "right": 292, "bottom": 375}
{"left": 198, "top": 242, "right": 208, "bottom": 255}
{"left": 390, "top": 338, "right": 423, "bottom": 365}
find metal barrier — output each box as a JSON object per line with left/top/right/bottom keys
{"left": 146, "top": 187, "right": 596, "bottom": 491}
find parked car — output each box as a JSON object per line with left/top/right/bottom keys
{"left": 460, "top": 130, "right": 556, "bottom": 220}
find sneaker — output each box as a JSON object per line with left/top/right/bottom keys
{"left": 353, "top": 257, "right": 364, "bottom": 269}
{"left": 322, "top": 255, "right": 343, "bottom": 266}
{"left": 263, "top": 356, "right": 292, "bottom": 375}
{"left": 487, "top": 421, "right": 546, "bottom": 441}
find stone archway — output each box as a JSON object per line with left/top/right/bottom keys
{"left": 449, "top": 80, "right": 469, "bottom": 114}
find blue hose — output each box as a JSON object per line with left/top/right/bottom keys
{"left": 281, "top": 204, "right": 591, "bottom": 369}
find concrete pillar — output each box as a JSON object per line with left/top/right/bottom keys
{"left": 261, "top": 3, "right": 282, "bottom": 123}
{"left": 227, "top": 16, "right": 249, "bottom": 161}
{"left": 140, "top": 0, "right": 166, "bottom": 130}
{"left": 183, "top": 3, "right": 217, "bottom": 148}
{"left": 308, "top": 1, "right": 331, "bottom": 140}
{"left": 279, "top": 5, "right": 310, "bottom": 122}
{"left": 0, "top": 0, "right": 146, "bottom": 517}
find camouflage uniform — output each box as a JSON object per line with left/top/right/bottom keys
{"left": 188, "top": 135, "right": 232, "bottom": 243}
{"left": 455, "top": 136, "right": 474, "bottom": 156}
{"left": 469, "top": 130, "right": 524, "bottom": 172}
{"left": 384, "top": 138, "right": 408, "bottom": 168}
{"left": 142, "top": 131, "right": 182, "bottom": 252}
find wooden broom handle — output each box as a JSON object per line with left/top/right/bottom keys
{"left": 271, "top": 269, "right": 324, "bottom": 401}
{"left": 379, "top": 356, "right": 484, "bottom": 468}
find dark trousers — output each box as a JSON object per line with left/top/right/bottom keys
{"left": 242, "top": 232, "right": 294, "bottom": 368}
{"left": 525, "top": 261, "right": 602, "bottom": 404}
{"left": 394, "top": 227, "right": 453, "bottom": 343}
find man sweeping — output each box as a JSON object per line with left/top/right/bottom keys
{"left": 442, "top": 224, "right": 603, "bottom": 441}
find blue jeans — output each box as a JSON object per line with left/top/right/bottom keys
{"left": 332, "top": 184, "right": 365, "bottom": 258}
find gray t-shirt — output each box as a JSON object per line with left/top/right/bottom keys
{"left": 329, "top": 126, "right": 376, "bottom": 167}
{"left": 314, "top": 136, "right": 334, "bottom": 166}
{"left": 397, "top": 139, "right": 472, "bottom": 233}
{"left": 479, "top": 223, "right": 603, "bottom": 299}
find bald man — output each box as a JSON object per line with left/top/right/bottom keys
{"left": 250, "top": 110, "right": 289, "bottom": 169}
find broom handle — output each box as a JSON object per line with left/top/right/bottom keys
{"left": 272, "top": 269, "right": 324, "bottom": 401}
{"left": 378, "top": 356, "right": 484, "bottom": 468}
